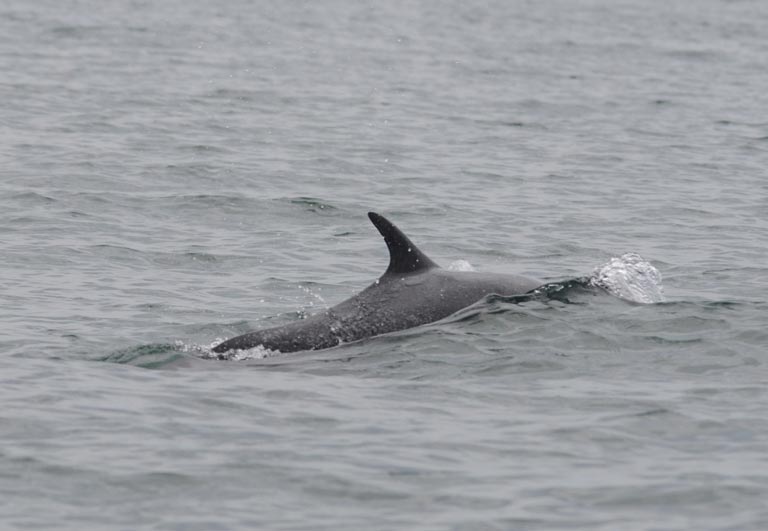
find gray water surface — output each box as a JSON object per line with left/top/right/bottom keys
{"left": 2, "top": 1, "right": 768, "bottom": 529}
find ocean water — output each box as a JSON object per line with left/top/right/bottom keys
{"left": 2, "top": 0, "right": 768, "bottom": 529}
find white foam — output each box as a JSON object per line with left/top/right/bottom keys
{"left": 176, "top": 339, "right": 280, "bottom": 361}
{"left": 220, "top": 345, "right": 278, "bottom": 361}
{"left": 589, "top": 252, "right": 665, "bottom": 304}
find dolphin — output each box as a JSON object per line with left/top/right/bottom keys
{"left": 212, "top": 212, "right": 545, "bottom": 355}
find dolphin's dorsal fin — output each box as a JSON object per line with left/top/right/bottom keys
{"left": 368, "top": 212, "right": 439, "bottom": 276}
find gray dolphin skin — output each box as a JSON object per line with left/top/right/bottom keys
{"left": 212, "top": 212, "right": 544, "bottom": 355}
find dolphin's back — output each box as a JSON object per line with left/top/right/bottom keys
{"left": 212, "top": 270, "right": 541, "bottom": 354}
{"left": 212, "top": 313, "right": 341, "bottom": 354}
{"left": 337, "top": 269, "right": 542, "bottom": 335}
{"left": 212, "top": 213, "right": 544, "bottom": 355}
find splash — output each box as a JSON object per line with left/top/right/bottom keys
{"left": 588, "top": 253, "right": 664, "bottom": 304}
{"left": 298, "top": 283, "right": 329, "bottom": 309}
{"left": 447, "top": 259, "right": 476, "bottom": 272}
{"left": 195, "top": 339, "right": 279, "bottom": 361}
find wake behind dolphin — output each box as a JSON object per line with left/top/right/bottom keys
{"left": 211, "top": 213, "right": 664, "bottom": 357}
